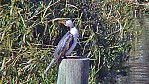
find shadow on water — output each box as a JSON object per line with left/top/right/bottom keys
{"left": 117, "top": 15, "right": 149, "bottom": 84}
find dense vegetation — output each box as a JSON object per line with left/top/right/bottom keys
{"left": 0, "top": 0, "right": 147, "bottom": 83}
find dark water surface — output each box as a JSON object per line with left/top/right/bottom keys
{"left": 117, "top": 16, "right": 149, "bottom": 84}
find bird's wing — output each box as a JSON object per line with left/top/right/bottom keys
{"left": 53, "top": 31, "right": 73, "bottom": 58}
{"left": 44, "top": 32, "right": 73, "bottom": 74}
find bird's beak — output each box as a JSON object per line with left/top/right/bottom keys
{"left": 59, "top": 21, "right": 66, "bottom": 24}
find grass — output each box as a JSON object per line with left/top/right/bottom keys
{"left": 0, "top": 0, "right": 147, "bottom": 83}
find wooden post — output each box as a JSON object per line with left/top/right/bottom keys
{"left": 57, "top": 56, "right": 89, "bottom": 84}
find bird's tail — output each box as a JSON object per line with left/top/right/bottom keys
{"left": 44, "top": 59, "right": 55, "bottom": 74}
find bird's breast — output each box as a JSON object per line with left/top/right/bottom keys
{"left": 64, "top": 27, "right": 78, "bottom": 56}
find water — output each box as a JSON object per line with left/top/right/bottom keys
{"left": 117, "top": 16, "right": 149, "bottom": 84}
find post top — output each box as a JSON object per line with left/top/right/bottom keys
{"left": 62, "top": 56, "right": 89, "bottom": 60}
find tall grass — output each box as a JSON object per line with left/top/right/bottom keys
{"left": 0, "top": 0, "right": 146, "bottom": 83}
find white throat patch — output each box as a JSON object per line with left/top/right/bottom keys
{"left": 70, "top": 27, "right": 78, "bottom": 36}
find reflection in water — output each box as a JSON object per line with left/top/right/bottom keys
{"left": 117, "top": 17, "right": 149, "bottom": 84}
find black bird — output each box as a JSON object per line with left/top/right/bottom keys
{"left": 44, "top": 20, "right": 79, "bottom": 74}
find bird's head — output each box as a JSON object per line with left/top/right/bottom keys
{"left": 59, "top": 20, "right": 74, "bottom": 28}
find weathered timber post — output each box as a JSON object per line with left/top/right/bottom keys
{"left": 57, "top": 56, "right": 89, "bottom": 84}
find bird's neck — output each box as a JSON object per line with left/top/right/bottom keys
{"left": 70, "top": 27, "right": 78, "bottom": 36}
